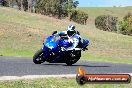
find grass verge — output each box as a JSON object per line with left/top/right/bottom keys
{"left": 0, "top": 78, "right": 131, "bottom": 88}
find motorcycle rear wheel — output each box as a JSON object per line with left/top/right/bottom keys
{"left": 33, "top": 49, "right": 45, "bottom": 64}
{"left": 65, "top": 50, "right": 81, "bottom": 66}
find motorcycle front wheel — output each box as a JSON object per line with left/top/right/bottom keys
{"left": 33, "top": 49, "right": 45, "bottom": 64}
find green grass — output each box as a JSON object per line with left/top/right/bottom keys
{"left": 0, "top": 78, "right": 131, "bottom": 88}
{"left": 78, "top": 7, "right": 132, "bottom": 21}
{"left": 0, "top": 7, "right": 132, "bottom": 64}
{"left": 82, "top": 52, "right": 132, "bottom": 64}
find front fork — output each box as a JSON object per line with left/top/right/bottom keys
{"left": 41, "top": 46, "right": 60, "bottom": 61}
{"left": 40, "top": 46, "right": 49, "bottom": 59}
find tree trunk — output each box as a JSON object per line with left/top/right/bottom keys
{"left": 28, "top": 0, "right": 33, "bottom": 12}
{"left": 8, "top": 0, "right": 11, "bottom": 7}
{"left": 20, "top": 0, "right": 24, "bottom": 11}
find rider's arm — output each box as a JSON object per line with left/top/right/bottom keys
{"left": 66, "top": 37, "right": 79, "bottom": 50}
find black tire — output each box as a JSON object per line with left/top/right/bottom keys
{"left": 33, "top": 50, "right": 45, "bottom": 64}
{"left": 66, "top": 61, "right": 73, "bottom": 66}
{"left": 65, "top": 51, "right": 81, "bottom": 66}
{"left": 66, "top": 57, "right": 80, "bottom": 66}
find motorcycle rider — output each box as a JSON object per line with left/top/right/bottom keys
{"left": 66, "top": 24, "right": 90, "bottom": 51}
{"left": 47, "top": 24, "right": 84, "bottom": 51}
{"left": 50, "top": 25, "right": 81, "bottom": 51}
{"left": 65, "top": 24, "right": 81, "bottom": 50}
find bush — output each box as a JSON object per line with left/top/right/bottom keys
{"left": 123, "top": 12, "right": 132, "bottom": 21}
{"left": 70, "top": 10, "right": 88, "bottom": 25}
{"left": 95, "top": 15, "right": 118, "bottom": 32}
{"left": 118, "top": 15, "right": 132, "bottom": 36}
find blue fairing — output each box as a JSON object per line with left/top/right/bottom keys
{"left": 45, "top": 37, "right": 58, "bottom": 48}
{"left": 41, "top": 35, "right": 70, "bottom": 61}
{"left": 82, "top": 39, "right": 90, "bottom": 49}
{"left": 40, "top": 34, "right": 89, "bottom": 63}
{"left": 41, "top": 36, "right": 59, "bottom": 50}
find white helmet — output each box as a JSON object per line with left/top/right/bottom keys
{"left": 67, "top": 24, "right": 75, "bottom": 31}
{"left": 67, "top": 24, "right": 76, "bottom": 37}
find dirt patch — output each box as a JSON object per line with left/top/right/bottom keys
{"left": 26, "top": 27, "right": 43, "bottom": 35}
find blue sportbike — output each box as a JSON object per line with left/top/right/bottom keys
{"left": 33, "top": 32, "right": 90, "bottom": 65}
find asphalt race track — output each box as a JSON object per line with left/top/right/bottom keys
{"left": 0, "top": 56, "right": 132, "bottom": 76}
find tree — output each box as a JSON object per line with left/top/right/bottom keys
{"left": 28, "top": 0, "right": 33, "bottom": 12}
{"left": 35, "top": 0, "right": 79, "bottom": 19}
{"left": 0, "top": 0, "right": 8, "bottom": 6}
{"left": 15, "top": 0, "right": 28, "bottom": 11}
{"left": 5, "top": 0, "right": 16, "bottom": 7}
{"left": 23, "top": 0, "right": 28, "bottom": 11}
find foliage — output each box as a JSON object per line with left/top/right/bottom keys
{"left": 95, "top": 15, "right": 118, "bottom": 32}
{"left": 70, "top": 9, "right": 88, "bottom": 25}
{"left": 123, "top": 12, "right": 132, "bottom": 20}
{"left": 0, "top": 0, "right": 8, "bottom": 6}
{"left": 0, "top": 0, "right": 89, "bottom": 24}
{"left": 35, "top": 0, "right": 79, "bottom": 19}
{"left": 119, "top": 14, "right": 132, "bottom": 35}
